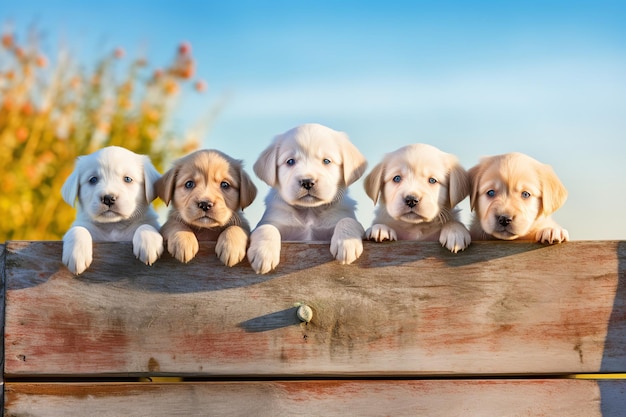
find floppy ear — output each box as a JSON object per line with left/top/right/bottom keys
{"left": 539, "top": 163, "right": 568, "bottom": 215}
{"left": 142, "top": 156, "right": 161, "bottom": 203}
{"left": 363, "top": 162, "right": 385, "bottom": 205}
{"left": 253, "top": 139, "right": 279, "bottom": 187}
{"left": 61, "top": 159, "right": 81, "bottom": 207}
{"left": 238, "top": 166, "right": 258, "bottom": 209}
{"left": 447, "top": 157, "right": 470, "bottom": 208}
{"left": 336, "top": 132, "right": 367, "bottom": 186}
{"left": 467, "top": 160, "right": 485, "bottom": 212}
{"left": 155, "top": 165, "right": 178, "bottom": 206}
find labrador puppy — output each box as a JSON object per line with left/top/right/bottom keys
{"left": 364, "top": 143, "right": 471, "bottom": 253}
{"left": 156, "top": 149, "right": 257, "bottom": 266}
{"left": 468, "top": 152, "right": 569, "bottom": 243}
{"left": 61, "top": 146, "right": 163, "bottom": 274}
{"left": 247, "top": 123, "right": 368, "bottom": 274}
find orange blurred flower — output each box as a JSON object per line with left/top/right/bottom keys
{"left": 194, "top": 79, "right": 207, "bottom": 93}
{"left": 16, "top": 127, "right": 29, "bottom": 142}
{"left": 35, "top": 54, "right": 48, "bottom": 68}
{"left": 178, "top": 41, "right": 191, "bottom": 55}
{"left": 114, "top": 47, "right": 125, "bottom": 59}
{"left": 1, "top": 33, "right": 14, "bottom": 49}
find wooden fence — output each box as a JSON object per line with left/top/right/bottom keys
{"left": 1, "top": 240, "right": 625, "bottom": 416}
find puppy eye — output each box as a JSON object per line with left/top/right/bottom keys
{"left": 88, "top": 176, "right": 98, "bottom": 185}
{"left": 185, "top": 180, "right": 195, "bottom": 189}
{"left": 124, "top": 176, "right": 133, "bottom": 183}
{"left": 323, "top": 158, "right": 331, "bottom": 165}
{"left": 393, "top": 175, "right": 402, "bottom": 183}
{"left": 428, "top": 177, "right": 438, "bottom": 184}
{"left": 521, "top": 191, "right": 531, "bottom": 199}
{"left": 286, "top": 159, "right": 295, "bottom": 166}
{"left": 487, "top": 190, "right": 496, "bottom": 197}
{"left": 220, "top": 181, "right": 230, "bottom": 189}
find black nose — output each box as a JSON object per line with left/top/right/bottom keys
{"left": 498, "top": 215, "right": 512, "bottom": 227}
{"left": 102, "top": 195, "right": 116, "bottom": 207}
{"left": 300, "top": 179, "right": 314, "bottom": 190}
{"left": 198, "top": 201, "right": 213, "bottom": 212}
{"left": 405, "top": 195, "right": 419, "bottom": 208}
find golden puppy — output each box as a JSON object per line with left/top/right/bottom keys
{"left": 247, "top": 123, "right": 368, "bottom": 274}
{"left": 364, "top": 143, "right": 471, "bottom": 253}
{"left": 468, "top": 152, "right": 569, "bottom": 243}
{"left": 156, "top": 149, "right": 257, "bottom": 266}
{"left": 61, "top": 146, "right": 163, "bottom": 275}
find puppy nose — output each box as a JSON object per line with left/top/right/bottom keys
{"left": 404, "top": 195, "right": 419, "bottom": 208}
{"left": 498, "top": 215, "right": 512, "bottom": 226}
{"left": 300, "top": 179, "right": 314, "bottom": 190}
{"left": 197, "top": 201, "right": 213, "bottom": 212}
{"left": 102, "top": 195, "right": 116, "bottom": 207}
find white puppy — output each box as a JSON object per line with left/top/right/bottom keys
{"left": 61, "top": 146, "right": 163, "bottom": 274}
{"left": 247, "top": 123, "right": 368, "bottom": 274}
{"left": 364, "top": 143, "right": 471, "bottom": 252}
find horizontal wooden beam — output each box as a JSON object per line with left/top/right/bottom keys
{"left": 4, "top": 379, "right": 626, "bottom": 417}
{"left": 3, "top": 241, "right": 626, "bottom": 377}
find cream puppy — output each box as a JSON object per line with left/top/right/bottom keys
{"left": 247, "top": 123, "right": 368, "bottom": 274}
{"left": 156, "top": 149, "right": 257, "bottom": 266}
{"left": 469, "top": 152, "right": 569, "bottom": 243}
{"left": 364, "top": 143, "right": 471, "bottom": 253}
{"left": 61, "top": 146, "right": 163, "bottom": 274}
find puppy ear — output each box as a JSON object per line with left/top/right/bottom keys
{"left": 539, "top": 163, "right": 568, "bottom": 215}
{"left": 364, "top": 162, "right": 384, "bottom": 205}
{"left": 447, "top": 157, "right": 470, "bottom": 208}
{"left": 61, "top": 162, "right": 80, "bottom": 207}
{"left": 238, "top": 166, "right": 258, "bottom": 209}
{"left": 253, "top": 140, "right": 279, "bottom": 186}
{"left": 155, "top": 165, "right": 178, "bottom": 206}
{"left": 467, "top": 160, "right": 485, "bottom": 212}
{"left": 142, "top": 156, "right": 161, "bottom": 203}
{"left": 337, "top": 132, "right": 367, "bottom": 186}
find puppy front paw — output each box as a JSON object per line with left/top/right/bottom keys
{"left": 62, "top": 226, "right": 93, "bottom": 275}
{"left": 440, "top": 222, "right": 471, "bottom": 253}
{"left": 331, "top": 218, "right": 365, "bottom": 264}
{"left": 536, "top": 226, "right": 569, "bottom": 244}
{"left": 247, "top": 225, "right": 281, "bottom": 274}
{"left": 133, "top": 224, "right": 164, "bottom": 266}
{"left": 216, "top": 226, "right": 248, "bottom": 267}
{"left": 167, "top": 230, "right": 199, "bottom": 263}
{"left": 365, "top": 224, "right": 397, "bottom": 242}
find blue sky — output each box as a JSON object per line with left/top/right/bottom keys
{"left": 5, "top": 0, "right": 626, "bottom": 239}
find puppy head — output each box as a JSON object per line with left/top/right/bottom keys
{"left": 156, "top": 149, "right": 257, "bottom": 228}
{"left": 469, "top": 152, "right": 567, "bottom": 240}
{"left": 364, "top": 143, "right": 469, "bottom": 224}
{"left": 253, "top": 123, "right": 367, "bottom": 207}
{"left": 61, "top": 146, "right": 161, "bottom": 223}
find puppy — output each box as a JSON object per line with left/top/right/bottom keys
{"left": 247, "top": 123, "right": 368, "bottom": 274}
{"left": 156, "top": 149, "right": 257, "bottom": 266}
{"left": 61, "top": 146, "right": 163, "bottom": 274}
{"left": 364, "top": 143, "right": 471, "bottom": 253}
{"left": 468, "top": 152, "right": 569, "bottom": 243}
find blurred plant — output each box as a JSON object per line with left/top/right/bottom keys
{"left": 0, "top": 28, "right": 211, "bottom": 241}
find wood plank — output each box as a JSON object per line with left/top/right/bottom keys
{"left": 4, "top": 241, "right": 626, "bottom": 377}
{"left": 5, "top": 379, "right": 626, "bottom": 417}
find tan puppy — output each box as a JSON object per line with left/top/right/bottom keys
{"left": 247, "top": 123, "right": 368, "bottom": 274}
{"left": 364, "top": 143, "right": 471, "bottom": 253}
{"left": 156, "top": 149, "right": 257, "bottom": 266}
{"left": 61, "top": 146, "right": 163, "bottom": 274}
{"left": 468, "top": 152, "right": 569, "bottom": 243}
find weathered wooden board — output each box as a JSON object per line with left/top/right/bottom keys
{"left": 3, "top": 241, "right": 626, "bottom": 377}
{"left": 4, "top": 379, "right": 626, "bottom": 417}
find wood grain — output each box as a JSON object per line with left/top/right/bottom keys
{"left": 3, "top": 240, "right": 626, "bottom": 377}
{"left": 5, "top": 379, "right": 626, "bottom": 417}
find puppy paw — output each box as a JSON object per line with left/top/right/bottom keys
{"left": 365, "top": 224, "right": 397, "bottom": 242}
{"left": 216, "top": 226, "right": 248, "bottom": 267}
{"left": 62, "top": 226, "right": 93, "bottom": 275}
{"left": 440, "top": 222, "right": 471, "bottom": 253}
{"left": 247, "top": 225, "right": 281, "bottom": 274}
{"left": 536, "top": 227, "right": 569, "bottom": 244}
{"left": 133, "top": 224, "right": 164, "bottom": 266}
{"left": 167, "top": 230, "right": 199, "bottom": 263}
{"left": 331, "top": 218, "right": 365, "bottom": 264}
